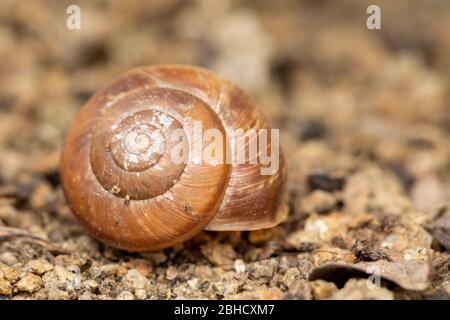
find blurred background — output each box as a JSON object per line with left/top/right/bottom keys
{"left": 0, "top": 0, "right": 449, "bottom": 300}
{"left": 0, "top": 0, "right": 449, "bottom": 207}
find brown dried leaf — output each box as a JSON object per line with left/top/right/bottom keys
{"left": 309, "top": 259, "right": 432, "bottom": 291}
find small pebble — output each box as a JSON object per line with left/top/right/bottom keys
{"left": 0, "top": 252, "right": 18, "bottom": 266}
{"left": 47, "top": 287, "right": 70, "bottom": 300}
{"left": 134, "top": 289, "right": 147, "bottom": 300}
{"left": 83, "top": 279, "right": 99, "bottom": 291}
{"left": 233, "top": 259, "right": 246, "bottom": 274}
{"left": 123, "top": 269, "right": 148, "bottom": 291}
{"left": 0, "top": 277, "right": 12, "bottom": 295}
{"left": 26, "top": 259, "right": 54, "bottom": 275}
{"left": 166, "top": 266, "right": 178, "bottom": 281}
{"left": 0, "top": 265, "right": 19, "bottom": 282}
{"left": 282, "top": 268, "right": 301, "bottom": 288}
{"left": 187, "top": 278, "right": 199, "bottom": 290}
{"left": 78, "top": 291, "right": 93, "bottom": 300}
{"left": 15, "top": 274, "right": 42, "bottom": 293}
{"left": 117, "top": 291, "right": 134, "bottom": 300}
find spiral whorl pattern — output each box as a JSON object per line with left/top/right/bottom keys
{"left": 90, "top": 90, "right": 190, "bottom": 200}
{"left": 60, "top": 65, "right": 287, "bottom": 251}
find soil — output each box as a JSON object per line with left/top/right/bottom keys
{"left": 0, "top": 0, "right": 449, "bottom": 300}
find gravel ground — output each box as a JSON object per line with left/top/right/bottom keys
{"left": 0, "top": 0, "right": 450, "bottom": 300}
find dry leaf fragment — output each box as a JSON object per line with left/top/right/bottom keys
{"left": 309, "top": 259, "right": 432, "bottom": 291}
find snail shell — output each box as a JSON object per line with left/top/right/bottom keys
{"left": 60, "top": 65, "right": 287, "bottom": 251}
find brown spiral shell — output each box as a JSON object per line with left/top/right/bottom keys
{"left": 60, "top": 65, "right": 287, "bottom": 252}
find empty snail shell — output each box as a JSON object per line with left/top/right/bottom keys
{"left": 60, "top": 65, "right": 287, "bottom": 251}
